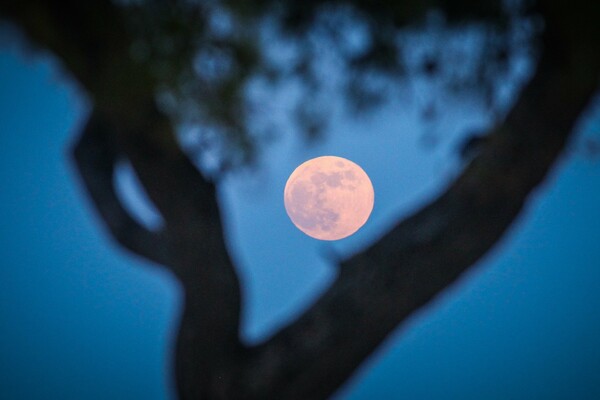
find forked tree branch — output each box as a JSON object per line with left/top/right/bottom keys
{"left": 72, "top": 109, "right": 170, "bottom": 267}
{"left": 106, "top": 104, "right": 244, "bottom": 398}
{"left": 76, "top": 102, "right": 245, "bottom": 398}
{"left": 1, "top": 1, "right": 244, "bottom": 397}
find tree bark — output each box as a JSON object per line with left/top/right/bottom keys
{"left": 2, "top": 0, "right": 599, "bottom": 399}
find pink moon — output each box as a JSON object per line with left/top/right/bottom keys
{"left": 284, "top": 156, "right": 374, "bottom": 240}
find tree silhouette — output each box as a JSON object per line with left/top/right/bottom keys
{"left": 1, "top": 0, "right": 599, "bottom": 398}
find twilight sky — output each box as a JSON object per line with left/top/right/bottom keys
{"left": 1, "top": 37, "right": 600, "bottom": 399}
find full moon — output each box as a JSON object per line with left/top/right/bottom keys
{"left": 284, "top": 156, "right": 374, "bottom": 241}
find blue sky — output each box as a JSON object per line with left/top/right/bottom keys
{"left": 1, "top": 38, "right": 600, "bottom": 400}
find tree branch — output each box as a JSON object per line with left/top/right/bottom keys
{"left": 109, "top": 103, "right": 245, "bottom": 398}
{"left": 242, "top": 7, "right": 600, "bottom": 400}
{"left": 72, "top": 109, "right": 170, "bottom": 267}
{"left": 2, "top": 1, "right": 245, "bottom": 397}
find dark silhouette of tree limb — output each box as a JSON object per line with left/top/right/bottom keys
{"left": 240, "top": 21, "right": 600, "bottom": 398}
{"left": 2, "top": 0, "right": 599, "bottom": 399}
{"left": 73, "top": 109, "right": 170, "bottom": 266}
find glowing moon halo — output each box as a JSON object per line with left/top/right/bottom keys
{"left": 284, "top": 156, "right": 374, "bottom": 240}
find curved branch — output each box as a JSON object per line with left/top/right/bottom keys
{"left": 2, "top": 1, "right": 245, "bottom": 397}
{"left": 110, "top": 103, "right": 245, "bottom": 399}
{"left": 72, "top": 109, "right": 170, "bottom": 267}
{"left": 243, "top": 10, "right": 600, "bottom": 400}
